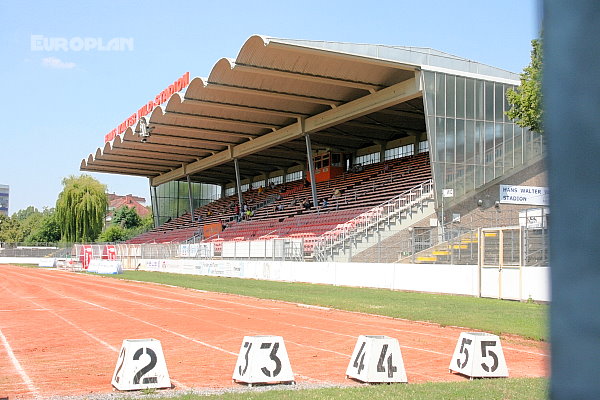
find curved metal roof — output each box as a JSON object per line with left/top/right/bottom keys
{"left": 81, "top": 35, "right": 517, "bottom": 186}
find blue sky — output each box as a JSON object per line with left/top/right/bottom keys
{"left": 0, "top": 0, "right": 540, "bottom": 215}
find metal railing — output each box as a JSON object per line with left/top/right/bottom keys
{"left": 312, "top": 180, "right": 434, "bottom": 261}
{"left": 398, "top": 208, "right": 549, "bottom": 266}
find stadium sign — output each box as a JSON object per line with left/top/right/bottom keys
{"left": 104, "top": 72, "right": 190, "bottom": 143}
{"left": 499, "top": 185, "right": 549, "bottom": 206}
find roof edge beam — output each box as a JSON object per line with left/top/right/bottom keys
{"left": 151, "top": 77, "right": 420, "bottom": 186}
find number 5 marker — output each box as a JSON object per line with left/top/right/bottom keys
{"left": 449, "top": 333, "right": 508, "bottom": 378}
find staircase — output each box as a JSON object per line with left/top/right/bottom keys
{"left": 398, "top": 229, "right": 479, "bottom": 264}
{"left": 312, "top": 180, "right": 435, "bottom": 262}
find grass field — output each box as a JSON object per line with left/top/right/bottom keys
{"left": 106, "top": 270, "right": 547, "bottom": 341}
{"left": 156, "top": 377, "right": 547, "bottom": 400}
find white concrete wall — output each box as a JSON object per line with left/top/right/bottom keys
{"left": 0, "top": 257, "right": 550, "bottom": 302}
{"left": 139, "top": 259, "right": 550, "bottom": 302}
{"left": 0, "top": 257, "right": 50, "bottom": 265}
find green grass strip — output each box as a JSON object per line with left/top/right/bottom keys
{"left": 148, "top": 377, "right": 547, "bottom": 400}
{"left": 108, "top": 271, "right": 547, "bottom": 341}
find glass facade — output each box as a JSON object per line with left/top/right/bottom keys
{"left": 422, "top": 71, "right": 545, "bottom": 207}
{"left": 355, "top": 152, "right": 380, "bottom": 166}
{"left": 385, "top": 144, "right": 414, "bottom": 161}
{"left": 268, "top": 175, "right": 284, "bottom": 186}
{"left": 285, "top": 171, "right": 303, "bottom": 183}
{"left": 152, "top": 181, "right": 220, "bottom": 226}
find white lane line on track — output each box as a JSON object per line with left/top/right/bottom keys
{"left": 115, "top": 279, "right": 551, "bottom": 358}
{"left": 15, "top": 269, "right": 462, "bottom": 360}
{"left": 44, "top": 288, "right": 239, "bottom": 357}
{"left": 0, "top": 328, "right": 39, "bottom": 397}
{"left": 10, "top": 268, "right": 548, "bottom": 363}
{"left": 286, "top": 341, "right": 351, "bottom": 358}
{"left": 2, "top": 272, "right": 190, "bottom": 391}
{"left": 502, "top": 347, "right": 548, "bottom": 357}
{"left": 5, "top": 270, "right": 334, "bottom": 386}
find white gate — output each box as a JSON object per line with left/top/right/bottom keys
{"left": 479, "top": 227, "right": 523, "bottom": 300}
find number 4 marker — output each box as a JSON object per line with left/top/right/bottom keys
{"left": 346, "top": 335, "right": 407, "bottom": 383}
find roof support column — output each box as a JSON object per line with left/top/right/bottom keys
{"left": 150, "top": 181, "right": 159, "bottom": 228}
{"left": 414, "top": 132, "right": 423, "bottom": 154}
{"left": 302, "top": 118, "right": 318, "bottom": 211}
{"left": 186, "top": 175, "right": 194, "bottom": 223}
{"left": 234, "top": 158, "right": 243, "bottom": 210}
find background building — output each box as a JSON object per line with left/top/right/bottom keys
{"left": 0, "top": 185, "right": 9, "bottom": 216}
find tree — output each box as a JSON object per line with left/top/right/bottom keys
{"left": 56, "top": 175, "right": 108, "bottom": 242}
{"left": 26, "top": 210, "right": 61, "bottom": 243}
{"left": 506, "top": 38, "right": 543, "bottom": 133}
{"left": 112, "top": 206, "right": 141, "bottom": 229}
{"left": 97, "top": 225, "right": 128, "bottom": 242}
{"left": 0, "top": 214, "right": 22, "bottom": 242}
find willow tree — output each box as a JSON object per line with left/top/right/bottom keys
{"left": 56, "top": 175, "right": 108, "bottom": 242}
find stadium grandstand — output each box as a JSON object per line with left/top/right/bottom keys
{"left": 80, "top": 35, "right": 547, "bottom": 268}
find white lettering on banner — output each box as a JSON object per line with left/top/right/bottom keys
{"left": 499, "top": 185, "right": 549, "bottom": 206}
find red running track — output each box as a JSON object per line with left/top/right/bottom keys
{"left": 0, "top": 264, "right": 548, "bottom": 399}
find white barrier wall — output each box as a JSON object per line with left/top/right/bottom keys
{"left": 0, "top": 257, "right": 549, "bottom": 302}
{"left": 140, "top": 259, "right": 550, "bottom": 302}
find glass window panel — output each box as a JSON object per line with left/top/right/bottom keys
{"left": 445, "top": 162, "right": 455, "bottom": 187}
{"left": 503, "top": 124, "right": 514, "bottom": 170}
{"left": 466, "top": 78, "right": 475, "bottom": 119}
{"left": 485, "top": 81, "right": 494, "bottom": 121}
{"left": 436, "top": 117, "right": 446, "bottom": 162}
{"left": 504, "top": 85, "right": 514, "bottom": 123}
{"left": 446, "top": 75, "right": 455, "bottom": 118}
{"left": 475, "top": 121, "right": 485, "bottom": 165}
{"left": 435, "top": 73, "right": 445, "bottom": 117}
{"left": 495, "top": 83, "right": 505, "bottom": 122}
{"left": 456, "top": 76, "right": 465, "bottom": 119}
{"left": 465, "top": 164, "right": 475, "bottom": 193}
{"left": 485, "top": 122, "right": 495, "bottom": 160}
{"left": 445, "top": 118, "right": 456, "bottom": 165}
{"left": 484, "top": 122, "right": 495, "bottom": 182}
{"left": 523, "top": 128, "right": 532, "bottom": 161}
{"left": 495, "top": 123, "right": 504, "bottom": 177}
{"left": 456, "top": 119, "right": 465, "bottom": 164}
{"left": 514, "top": 126, "right": 523, "bottom": 165}
{"left": 532, "top": 131, "right": 544, "bottom": 157}
{"left": 179, "top": 198, "right": 189, "bottom": 214}
{"left": 466, "top": 120, "right": 475, "bottom": 165}
{"left": 475, "top": 80, "right": 485, "bottom": 120}
{"left": 427, "top": 115, "right": 435, "bottom": 141}
{"left": 423, "top": 71, "right": 436, "bottom": 116}
{"left": 179, "top": 182, "right": 189, "bottom": 197}
{"left": 455, "top": 164, "right": 465, "bottom": 198}
{"left": 475, "top": 162, "right": 484, "bottom": 188}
